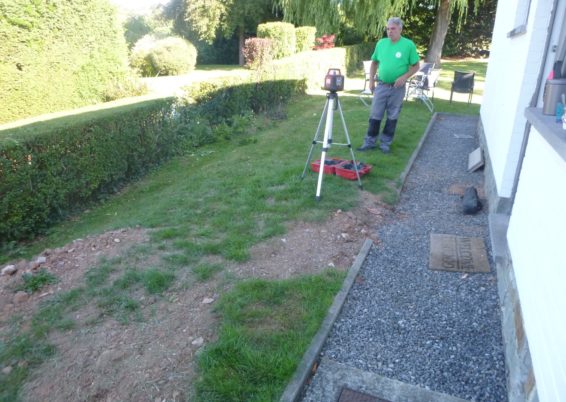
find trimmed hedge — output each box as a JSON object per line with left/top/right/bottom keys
{"left": 183, "top": 79, "right": 306, "bottom": 123}
{"left": 344, "top": 43, "right": 376, "bottom": 76}
{"left": 243, "top": 38, "right": 274, "bottom": 69}
{"left": 295, "top": 26, "right": 316, "bottom": 52}
{"left": 257, "top": 22, "right": 296, "bottom": 59}
{"left": 131, "top": 35, "right": 198, "bottom": 77}
{"left": 0, "top": 79, "right": 305, "bottom": 244}
{"left": 0, "top": 99, "right": 176, "bottom": 242}
{"left": 268, "top": 47, "right": 347, "bottom": 90}
{"left": 0, "top": 0, "right": 132, "bottom": 124}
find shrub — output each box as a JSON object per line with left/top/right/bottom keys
{"left": 131, "top": 35, "right": 197, "bottom": 77}
{"left": 0, "top": 78, "right": 305, "bottom": 245}
{"left": 295, "top": 27, "right": 316, "bottom": 52}
{"left": 314, "top": 34, "right": 336, "bottom": 50}
{"left": 103, "top": 76, "right": 149, "bottom": 102}
{"left": 123, "top": 16, "right": 153, "bottom": 49}
{"left": 0, "top": 99, "right": 176, "bottom": 243}
{"left": 257, "top": 22, "right": 296, "bottom": 59}
{"left": 0, "top": 0, "right": 131, "bottom": 124}
{"left": 345, "top": 43, "right": 376, "bottom": 76}
{"left": 243, "top": 38, "right": 274, "bottom": 69}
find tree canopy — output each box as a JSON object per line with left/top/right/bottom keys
{"left": 278, "top": 0, "right": 470, "bottom": 37}
{"left": 277, "top": 0, "right": 481, "bottom": 65}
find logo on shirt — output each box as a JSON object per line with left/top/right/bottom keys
{"left": 395, "top": 52, "right": 402, "bottom": 58}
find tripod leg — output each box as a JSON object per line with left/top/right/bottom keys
{"left": 336, "top": 98, "right": 363, "bottom": 189}
{"left": 315, "top": 97, "right": 335, "bottom": 201}
{"left": 302, "top": 99, "right": 330, "bottom": 179}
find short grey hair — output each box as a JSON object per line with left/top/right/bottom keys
{"left": 387, "top": 17, "right": 403, "bottom": 28}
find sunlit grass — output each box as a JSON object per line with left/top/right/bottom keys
{"left": 0, "top": 58, "right": 484, "bottom": 401}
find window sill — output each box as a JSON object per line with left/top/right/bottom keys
{"left": 525, "top": 107, "right": 566, "bottom": 162}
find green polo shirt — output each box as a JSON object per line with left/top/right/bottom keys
{"left": 371, "top": 36, "right": 419, "bottom": 84}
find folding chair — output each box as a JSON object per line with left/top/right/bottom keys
{"left": 359, "top": 60, "right": 374, "bottom": 106}
{"left": 450, "top": 71, "right": 475, "bottom": 104}
{"left": 405, "top": 62, "right": 438, "bottom": 113}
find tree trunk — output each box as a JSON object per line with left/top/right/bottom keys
{"left": 238, "top": 27, "right": 245, "bottom": 66}
{"left": 425, "top": 0, "right": 452, "bottom": 67}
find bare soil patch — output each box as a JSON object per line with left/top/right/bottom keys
{"left": 0, "top": 192, "right": 390, "bottom": 402}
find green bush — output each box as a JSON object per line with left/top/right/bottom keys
{"left": 0, "top": 0, "right": 132, "bottom": 124}
{"left": 243, "top": 38, "right": 274, "bottom": 69}
{"left": 183, "top": 78, "right": 305, "bottom": 123}
{"left": 131, "top": 35, "right": 198, "bottom": 77}
{"left": 268, "top": 47, "right": 347, "bottom": 91}
{"left": 102, "top": 76, "right": 149, "bottom": 102}
{"left": 0, "top": 77, "right": 305, "bottom": 245}
{"left": 0, "top": 99, "right": 176, "bottom": 242}
{"left": 257, "top": 22, "right": 296, "bottom": 59}
{"left": 344, "top": 43, "right": 376, "bottom": 76}
{"left": 295, "top": 26, "right": 316, "bottom": 52}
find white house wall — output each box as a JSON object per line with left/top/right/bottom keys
{"left": 481, "top": 0, "right": 554, "bottom": 198}
{"left": 507, "top": 129, "right": 566, "bottom": 402}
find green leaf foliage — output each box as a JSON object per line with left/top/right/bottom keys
{"left": 295, "top": 26, "right": 316, "bottom": 52}
{"left": 277, "top": 0, "right": 471, "bottom": 39}
{"left": 0, "top": 98, "right": 177, "bottom": 242}
{"left": 257, "top": 22, "right": 296, "bottom": 59}
{"left": 0, "top": 0, "right": 132, "bottom": 124}
{"left": 131, "top": 35, "right": 198, "bottom": 77}
{"left": 0, "top": 74, "right": 307, "bottom": 245}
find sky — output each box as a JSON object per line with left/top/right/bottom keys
{"left": 109, "top": 0, "right": 170, "bottom": 16}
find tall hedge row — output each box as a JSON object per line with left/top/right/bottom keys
{"left": 257, "top": 22, "right": 296, "bottom": 59}
{"left": 0, "top": 79, "right": 305, "bottom": 244}
{"left": 0, "top": 99, "right": 176, "bottom": 242}
{"left": 0, "top": 0, "right": 131, "bottom": 124}
{"left": 295, "top": 26, "right": 316, "bottom": 52}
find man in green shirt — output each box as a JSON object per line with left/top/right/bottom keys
{"left": 357, "top": 17, "right": 420, "bottom": 153}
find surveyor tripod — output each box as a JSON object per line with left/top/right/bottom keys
{"left": 301, "top": 91, "right": 362, "bottom": 201}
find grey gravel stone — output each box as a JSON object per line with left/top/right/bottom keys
{"left": 302, "top": 114, "right": 507, "bottom": 402}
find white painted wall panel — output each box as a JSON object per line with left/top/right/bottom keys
{"left": 507, "top": 130, "right": 566, "bottom": 402}
{"left": 481, "top": 0, "right": 553, "bottom": 197}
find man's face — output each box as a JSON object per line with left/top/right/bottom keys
{"left": 386, "top": 23, "right": 402, "bottom": 42}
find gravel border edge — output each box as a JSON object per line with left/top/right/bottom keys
{"left": 279, "top": 238, "right": 374, "bottom": 402}
{"left": 398, "top": 112, "right": 439, "bottom": 194}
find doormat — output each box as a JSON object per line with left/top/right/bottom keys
{"left": 338, "top": 387, "right": 391, "bottom": 402}
{"left": 429, "top": 234, "right": 490, "bottom": 273}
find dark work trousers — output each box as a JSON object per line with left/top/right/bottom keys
{"left": 367, "top": 82, "right": 406, "bottom": 146}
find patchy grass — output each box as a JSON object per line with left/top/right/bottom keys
{"left": 15, "top": 269, "right": 58, "bottom": 294}
{"left": 0, "top": 58, "right": 484, "bottom": 401}
{"left": 192, "top": 263, "right": 224, "bottom": 282}
{"left": 195, "top": 270, "right": 345, "bottom": 401}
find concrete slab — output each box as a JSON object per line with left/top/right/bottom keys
{"left": 304, "top": 357, "right": 471, "bottom": 402}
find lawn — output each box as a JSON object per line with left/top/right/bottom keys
{"left": 0, "top": 59, "right": 482, "bottom": 401}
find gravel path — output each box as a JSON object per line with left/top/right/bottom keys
{"left": 302, "top": 114, "right": 507, "bottom": 401}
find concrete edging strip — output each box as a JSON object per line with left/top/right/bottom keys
{"left": 279, "top": 238, "right": 374, "bottom": 402}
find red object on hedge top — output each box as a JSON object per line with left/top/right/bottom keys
{"left": 313, "top": 34, "right": 336, "bottom": 50}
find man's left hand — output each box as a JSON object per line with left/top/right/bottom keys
{"left": 394, "top": 77, "right": 407, "bottom": 88}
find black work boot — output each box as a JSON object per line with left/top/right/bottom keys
{"left": 357, "top": 119, "right": 381, "bottom": 151}
{"left": 380, "top": 119, "right": 398, "bottom": 153}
